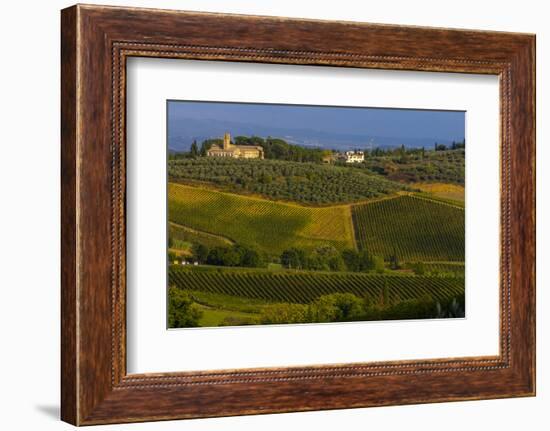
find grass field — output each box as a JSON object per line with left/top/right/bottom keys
{"left": 415, "top": 182, "right": 465, "bottom": 203}
{"left": 170, "top": 265, "right": 464, "bottom": 304}
{"left": 194, "top": 304, "right": 257, "bottom": 327}
{"left": 352, "top": 195, "right": 464, "bottom": 262}
{"left": 168, "top": 183, "right": 355, "bottom": 257}
{"left": 413, "top": 192, "right": 465, "bottom": 209}
{"left": 169, "top": 222, "right": 233, "bottom": 249}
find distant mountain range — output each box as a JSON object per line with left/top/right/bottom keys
{"left": 167, "top": 117, "right": 460, "bottom": 152}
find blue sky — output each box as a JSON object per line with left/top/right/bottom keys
{"left": 167, "top": 100, "right": 465, "bottom": 150}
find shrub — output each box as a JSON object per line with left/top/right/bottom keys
{"left": 260, "top": 303, "right": 308, "bottom": 324}
{"left": 308, "top": 293, "right": 365, "bottom": 322}
{"left": 168, "top": 287, "right": 203, "bottom": 328}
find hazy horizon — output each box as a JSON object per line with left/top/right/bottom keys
{"left": 168, "top": 100, "right": 465, "bottom": 151}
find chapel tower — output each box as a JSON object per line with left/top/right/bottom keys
{"left": 223, "top": 132, "right": 231, "bottom": 150}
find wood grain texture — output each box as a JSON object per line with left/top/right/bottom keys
{"left": 60, "top": 5, "right": 78, "bottom": 425}
{"left": 60, "top": 4, "right": 536, "bottom": 425}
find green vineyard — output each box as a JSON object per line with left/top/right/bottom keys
{"left": 169, "top": 265, "right": 464, "bottom": 304}
{"left": 422, "top": 262, "right": 465, "bottom": 274}
{"left": 352, "top": 195, "right": 464, "bottom": 262}
{"left": 168, "top": 183, "right": 355, "bottom": 257}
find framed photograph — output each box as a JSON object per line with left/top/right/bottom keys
{"left": 61, "top": 4, "right": 535, "bottom": 425}
{"left": 163, "top": 101, "right": 467, "bottom": 330}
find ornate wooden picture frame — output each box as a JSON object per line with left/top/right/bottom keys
{"left": 61, "top": 4, "right": 535, "bottom": 425}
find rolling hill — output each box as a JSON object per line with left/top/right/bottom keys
{"left": 170, "top": 265, "right": 464, "bottom": 304}
{"left": 352, "top": 195, "right": 464, "bottom": 261}
{"left": 168, "top": 183, "right": 355, "bottom": 257}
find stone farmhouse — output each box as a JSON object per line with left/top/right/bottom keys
{"left": 206, "top": 132, "right": 264, "bottom": 159}
{"left": 344, "top": 150, "right": 365, "bottom": 163}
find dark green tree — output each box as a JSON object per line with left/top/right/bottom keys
{"left": 280, "top": 247, "right": 306, "bottom": 269}
{"left": 308, "top": 293, "right": 364, "bottom": 323}
{"left": 389, "top": 248, "right": 400, "bottom": 270}
{"left": 371, "top": 255, "right": 385, "bottom": 273}
{"left": 399, "top": 144, "right": 407, "bottom": 163}
{"left": 342, "top": 249, "right": 361, "bottom": 271}
{"left": 203, "top": 244, "right": 263, "bottom": 267}
{"left": 234, "top": 244, "right": 264, "bottom": 268}
{"left": 411, "top": 261, "right": 426, "bottom": 276}
{"left": 199, "top": 138, "right": 221, "bottom": 156}
{"left": 191, "top": 243, "right": 209, "bottom": 263}
{"left": 189, "top": 140, "right": 199, "bottom": 158}
{"left": 206, "top": 246, "right": 227, "bottom": 266}
{"left": 358, "top": 249, "right": 374, "bottom": 272}
{"left": 168, "top": 287, "right": 203, "bottom": 328}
